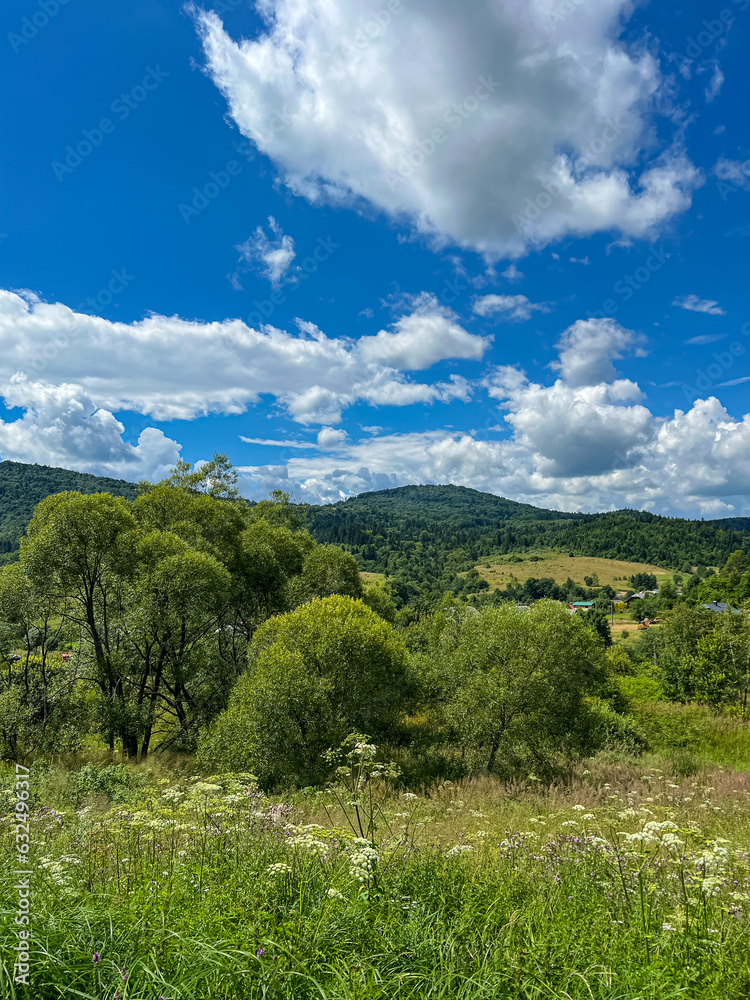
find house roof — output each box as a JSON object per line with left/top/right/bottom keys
{"left": 702, "top": 601, "right": 741, "bottom": 614}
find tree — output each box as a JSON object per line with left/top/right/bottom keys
{"left": 118, "top": 531, "right": 232, "bottom": 756}
{"left": 445, "top": 601, "right": 606, "bottom": 776}
{"left": 291, "top": 544, "right": 363, "bottom": 603}
{"left": 586, "top": 608, "right": 612, "bottom": 647}
{"left": 152, "top": 452, "right": 242, "bottom": 500}
{"left": 722, "top": 550, "right": 750, "bottom": 578}
{"left": 658, "top": 605, "right": 719, "bottom": 702}
{"left": 20, "top": 492, "right": 137, "bottom": 750}
{"left": 199, "top": 596, "right": 410, "bottom": 785}
{"left": 362, "top": 581, "right": 398, "bottom": 624}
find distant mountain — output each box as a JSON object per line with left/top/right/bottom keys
{"left": 0, "top": 461, "right": 137, "bottom": 563}
{"left": 306, "top": 484, "right": 750, "bottom": 597}
{"left": 0, "top": 467, "right": 747, "bottom": 590}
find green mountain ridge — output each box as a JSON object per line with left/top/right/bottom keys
{"left": 304, "top": 485, "right": 750, "bottom": 597}
{"left": 0, "top": 463, "right": 748, "bottom": 588}
{"left": 0, "top": 460, "right": 138, "bottom": 564}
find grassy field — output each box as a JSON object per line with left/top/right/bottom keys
{"left": 473, "top": 553, "right": 674, "bottom": 591}
{"left": 3, "top": 722, "right": 750, "bottom": 1000}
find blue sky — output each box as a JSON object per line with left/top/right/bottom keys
{"left": 1, "top": 0, "right": 749, "bottom": 515}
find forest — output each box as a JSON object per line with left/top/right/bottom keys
{"left": 0, "top": 461, "right": 137, "bottom": 564}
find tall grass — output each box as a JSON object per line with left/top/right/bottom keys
{"left": 1, "top": 754, "right": 750, "bottom": 999}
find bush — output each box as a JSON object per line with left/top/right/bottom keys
{"left": 199, "top": 596, "right": 411, "bottom": 787}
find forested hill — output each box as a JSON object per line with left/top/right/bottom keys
{"left": 0, "top": 465, "right": 748, "bottom": 588}
{"left": 0, "top": 461, "right": 137, "bottom": 563}
{"left": 306, "top": 485, "right": 750, "bottom": 596}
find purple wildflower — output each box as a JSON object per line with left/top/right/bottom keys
{"left": 257, "top": 947, "right": 265, "bottom": 957}
{"left": 92, "top": 952, "right": 101, "bottom": 966}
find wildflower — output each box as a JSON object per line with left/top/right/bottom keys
{"left": 257, "top": 947, "right": 265, "bottom": 958}
{"left": 662, "top": 923, "right": 676, "bottom": 931}
{"left": 571, "top": 804, "right": 586, "bottom": 812}
{"left": 92, "top": 953, "right": 101, "bottom": 966}
{"left": 266, "top": 862, "right": 293, "bottom": 877}
{"left": 327, "top": 887, "right": 345, "bottom": 900}
{"left": 446, "top": 844, "right": 473, "bottom": 857}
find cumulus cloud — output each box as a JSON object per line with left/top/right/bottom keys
{"left": 239, "top": 396, "right": 750, "bottom": 515}
{"left": 0, "top": 376, "right": 180, "bottom": 480}
{"left": 673, "top": 294, "right": 726, "bottom": 315}
{"left": 232, "top": 216, "right": 296, "bottom": 287}
{"left": 360, "top": 294, "right": 490, "bottom": 367}
{"left": 472, "top": 294, "right": 549, "bottom": 321}
{"left": 551, "top": 318, "right": 648, "bottom": 387}
{"left": 0, "top": 289, "right": 489, "bottom": 423}
{"left": 195, "top": 0, "right": 700, "bottom": 256}
{"left": 500, "top": 263, "right": 523, "bottom": 281}
{"left": 235, "top": 317, "right": 750, "bottom": 514}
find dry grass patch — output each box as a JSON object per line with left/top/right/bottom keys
{"left": 474, "top": 552, "right": 674, "bottom": 591}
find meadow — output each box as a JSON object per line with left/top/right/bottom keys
{"left": 2, "top": 727, "right": 750, "bottom": 1000}
{"left": 471, "top": 554, "right": 674, "bottom": 592}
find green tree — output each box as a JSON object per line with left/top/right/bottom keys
{"left": 149, "top": 452, "right": 241, "bottom": 500}
{"left": 445, "top": 601, "right": 606, "bottom": 776}
{"left": 20, "top": 492, "right": 136, "bottom": 750}
{"left": 362, "top": 581, "right": 398, "bottom": 624}
{"left": 291, "top": 544, "right": 364, "bottom": 603}
{"left": 586, "top": 608, "right": 612, "bottom": 647}
{"left": 118, "top": 531, "right": 232, "bottom": 756}
{"left": 199, "top": 596, "right": 410, "bottom": 785}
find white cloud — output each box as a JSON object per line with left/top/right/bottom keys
{"left": 673, "top": 294, "right": 726, "bottom": 316}
{"left": 195, "top": 0, "right": 700, "bottom": 256}
{"left": 500, "top": 263, "right": 523, "bottom": 281}
{"left": 551, "top": 318, "right": 648, "bottom": 387}
{"left": 360, "top": 294, "right": 490, "bottom": 367}
{"left": 0, "top": 376, "right": 180, "bottom": 480}
{"left": 232, "top": 216, "right": 296, "bottom": 287}
{"left": 472, "top": 294, "right": 549, "bottom": 321}
{"left": 685, "top": 333, "right": 726, "bottom": 346}
{"left": 714, "top": 157, "right": 750, "bottom": 190}
{"left": 239, "top": 397, "right": 750, "bottom": 515}
{"left": 0, "top": 289, "right": 486, "bottom": 448}
{"left": 705, "top": 65, "right": 724, "bottom": 103}
{"left": 235, "top": 318, "right": 750, "bottom": 514}
{"left": 317, "top": 427, "right": 348, "bottom": 449}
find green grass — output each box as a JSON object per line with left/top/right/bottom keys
{"left": 2, "top": 751, "right": 750, "bottom": 999}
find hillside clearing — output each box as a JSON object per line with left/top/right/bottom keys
{"left": 473, "top": 552, "right": 675, "bottom": 590}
